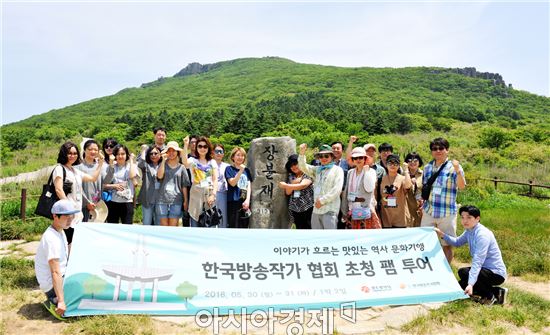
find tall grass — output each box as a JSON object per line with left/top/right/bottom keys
{"left": 402, "top": 289, "right": 550, "bottom": 334}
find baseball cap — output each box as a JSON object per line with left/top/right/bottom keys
{"left": 51, "top": 199, "right": 80, "bottom": 215}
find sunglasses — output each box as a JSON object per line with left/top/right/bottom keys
{"left": 318, "top": 153, "right": 332, "bottom": 159}
{"left": 197, "top": 144, "right": 209, "bottom": 149}
{"left": 407, "top": 158, "right": 420, "bottom": 163}
{"left": 68, "top": 152, "right": 78, "bottom": 156}
{"left": 105, "top": 145, "right": 115, "bottom": 149}
{"left": 352, "top": 156, "right": 366, "bottom": 161}
{"left": 214, "top": 149, "right": 224, "bottom": 154}
{"left": 431, "top": 146, "right": 446, "bottom": 152}
{"left": 387, "top": 162, "right": 399, "bottom": 166}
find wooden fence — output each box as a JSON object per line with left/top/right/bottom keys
{"left": 475, "top": 177, "right": 550, "bottom": 199}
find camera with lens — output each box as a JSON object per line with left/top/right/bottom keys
{"left": 384, "top": 184, "right": 397, "bottom": 195}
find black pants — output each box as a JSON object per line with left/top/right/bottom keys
{"left": 106, "top": 201, "right": 134, "bottom": 224}
{"left": 458, "top": 267, "right": 505, "bottom": 299}
{"left": 63, "top": 227, "right": 74, "bottom": 244}
{"left": 227, "top": 201, "right": 249, "bottom": 229}
{"left": 292, "top": 207, "right": 313, "bottom": 229}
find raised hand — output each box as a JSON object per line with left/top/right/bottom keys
{"left": 299, "top": 143, "right": 307, "bottom": 155}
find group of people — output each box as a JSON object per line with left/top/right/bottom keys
{"left": 48, "top": 128, "right": 254, "bottom": 241}
{"left": 36, "top": 128, "right": 508, "bottom": 317}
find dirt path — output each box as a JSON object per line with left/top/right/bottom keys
{"left": 1, "top": 240, "right": 548, "bottom": 335}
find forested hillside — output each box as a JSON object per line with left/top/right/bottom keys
{"left": 2, "top": 57, "right": 549, "bottom": 183}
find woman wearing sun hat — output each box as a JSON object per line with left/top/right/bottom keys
{"left": 297, "top": 143, "right": 344, "bottom": 230}
{"left": 343, "top": 147, "right": 381, "bottom": 229}
{"left": 157, "top": 141, "right": 190, "bottom": 226}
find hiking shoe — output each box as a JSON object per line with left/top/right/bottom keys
{"left": 494, "top": 287, "right": 509, "bottom": 305}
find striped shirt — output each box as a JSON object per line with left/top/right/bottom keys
{"left": 422, "top": 159, "right": 464, "bottom": 218}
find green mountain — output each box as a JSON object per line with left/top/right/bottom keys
{"left": 2, "top": 57, "right": 549, "bottom": 181}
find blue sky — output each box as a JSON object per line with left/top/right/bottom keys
{"left": 2, "top": 1, "right": 549, "bottom": 125}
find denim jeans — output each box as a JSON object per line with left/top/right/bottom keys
{"left": 141, "top": 205, "right": 157, "bottom": 225}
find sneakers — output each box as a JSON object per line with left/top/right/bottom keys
{"left": 471, "top": 294, "right": 497, "bottom": 305}
{"left": 41, "top": 301, "right": 66, "bottom": 321}
{"left": 480, "top": 295, "right": 498, "bottom": 306}
{"left": 493, "top": 287, "right": 509, "bottom": 305}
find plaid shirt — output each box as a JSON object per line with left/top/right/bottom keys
{"left": 422, "top": 159, "right": 464, "bottom": 218}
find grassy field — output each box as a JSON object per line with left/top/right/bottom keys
{"left": 1, "top": 178, "right": 549, "bottom": 334}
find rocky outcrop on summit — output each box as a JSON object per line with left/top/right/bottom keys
{"left": 173, "top": 62, "right": 223, "bottom": 78}
{"left": 432, "top": 67, "right": 507, "bottom": 87}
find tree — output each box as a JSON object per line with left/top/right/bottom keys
{"left": 479, "top": 127, "right": 512, "bottom": 149}
{"left": 83, "top": 275, "right": 108, "bottom": 299}
{"left": 176, "top": 281, "right": 197, "bottom": 307}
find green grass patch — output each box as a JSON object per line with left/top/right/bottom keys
{"left": 402, "top": 288, "right": 550, "bottom": 334}
{"left": 63, "top": 315, "right": 155, "bottom": 335}
{"left": 0, "top": 257, "right": 37, "bottom": 291}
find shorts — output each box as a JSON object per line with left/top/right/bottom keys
{"left": 156, "top": 204, "right": 182, "bottom": 219}
{"left": 421, "top": 211, "right": 457, "bottom": 246}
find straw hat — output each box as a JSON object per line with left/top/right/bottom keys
{"left": 161, "top": 141, "right": 183, "bottom": 154}
{"left": 89, "top": 200, "right": 108, "bottom": 223}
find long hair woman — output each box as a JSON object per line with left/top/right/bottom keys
{"left": 182, "top": 136, "right": 218, "bottom": 227}
{"left": 53, "top": 141, "right": 103, "bottom": 245}
{"left": 137, "top": 145, "right": 162, "bottom": 225}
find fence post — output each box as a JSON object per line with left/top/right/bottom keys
{"left": 528, "top": 180, "right": 533, "bottom": 195}
{"left": 493, "top": 176, "right": 498, "bottom": 190}
{"left": 20, "top": 188, "right": 27, "bottom": 222}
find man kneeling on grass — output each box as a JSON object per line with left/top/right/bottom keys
{"left": 35, "top": 199, "right": 80, "bottom": 317}
{"left": 435, "top": 205, "right": 508, "bottom": 305}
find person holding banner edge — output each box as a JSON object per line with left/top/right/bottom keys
{"left": 434, "top": 205, "right": 508, "bottom": 305}
{"left": 35, "top": 199, "right": 80, "bottom": 319}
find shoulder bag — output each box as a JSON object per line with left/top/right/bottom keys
{"left": 35, "top": 165, "right": 70, "bottom": 219}
{"left": 421, "top": 160, "right": 449, "bottom": 201}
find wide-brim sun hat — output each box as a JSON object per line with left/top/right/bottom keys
{"left": 162, "top": 141, "right": 183, "bottom": 154}
{"left": 351, "top": 147, "right": 367, "bottom": 158}
{"left": 89, "top": 200, "right": 108, "bottom": 223}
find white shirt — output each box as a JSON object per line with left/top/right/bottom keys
{"left": 34, "top": 226, "right": 68, "bottom": 292}
{"left": 52, "top": 165, "right": 84, "bottom": 226}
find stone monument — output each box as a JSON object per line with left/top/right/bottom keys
{"left": 248, "top": 136, "right": 296, "bottom": 229}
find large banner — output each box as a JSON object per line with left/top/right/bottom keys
{"left": 64, "top": 223, "right": 466, "bottom": 317}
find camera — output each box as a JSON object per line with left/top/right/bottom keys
{"left": 384, "top": 185, "right": 397, "bottom": 195}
